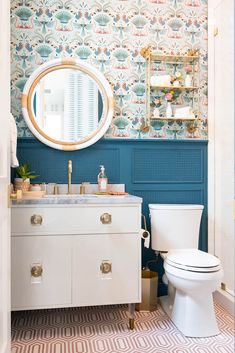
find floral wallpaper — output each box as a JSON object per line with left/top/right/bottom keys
{"left": 11, "top": 0, "right": 208, "bottom": 140}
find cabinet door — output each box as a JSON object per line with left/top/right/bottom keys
{"left": 11, "top": 236, "right": 71, "bottom": 310}
{"left": 72, "top": 233, "right": 140, "bottom": 306}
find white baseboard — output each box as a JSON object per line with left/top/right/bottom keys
{"left": 213, "top": 289, "right": 234, "bottom": 316}
{"left": 0, "top": 341, "right": 10, "bottom": 353}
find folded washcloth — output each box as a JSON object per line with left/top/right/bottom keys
{"left": 10, "top": 114, "right": 19, "bottom": 167}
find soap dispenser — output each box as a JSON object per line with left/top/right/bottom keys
{"left": 98, "top": 165, "right": 108, "bottom": 193}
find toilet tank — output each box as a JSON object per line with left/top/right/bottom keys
{"left": 149, "top": 204, "right": 204, "bottom": 252}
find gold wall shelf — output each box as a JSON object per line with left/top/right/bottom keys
{"left": 140, "top": 47, "right": 200, "bottom": 62}
{"left": 151, "top": 116, "right": 197, "bottom": 121}
{"left": 150, "top": 85, "right": 199, "bottom": 91}
{"left": 149, "top": 54, "right": 199, "bottom": 63}
{"left": 141, "top": 47, "right": 201, "bottom": 127}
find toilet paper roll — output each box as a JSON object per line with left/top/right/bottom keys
{"left": 141, "top": 229, "right": 150, "bottom": 248}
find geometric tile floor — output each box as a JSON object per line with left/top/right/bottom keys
{"left": 11, "top": 301, "right": 234, "bottom": 353}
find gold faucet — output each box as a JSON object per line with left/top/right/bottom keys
{"left": 68, "top": 160, "right": 72, "bottom": 194}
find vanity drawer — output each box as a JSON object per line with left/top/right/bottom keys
{"left": 11, "top": 205, "right": 141, "bottom": 235}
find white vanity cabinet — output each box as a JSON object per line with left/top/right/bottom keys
{"left": 11, "top": 199, "right": 142, "bottom": 311}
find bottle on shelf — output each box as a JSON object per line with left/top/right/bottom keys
{"left": 185, "top": 74, "right": 192, "bottom": 87}
{"left": 166, "top": 102, "right": 173, "bottom": 118}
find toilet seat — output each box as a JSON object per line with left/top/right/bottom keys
{"left": 165, "top": 249, "right": 221, "bottom": 273}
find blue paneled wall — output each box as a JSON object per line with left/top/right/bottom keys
{"left": 16, "top": 138, "right": 208, "bottom": 295}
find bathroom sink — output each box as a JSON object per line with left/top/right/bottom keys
{"left": 44, "top": 194, "right": 98, "bottom": 198}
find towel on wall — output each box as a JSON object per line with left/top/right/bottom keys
{"left": 10, "top": 114, "right": 19, "bottom": 168}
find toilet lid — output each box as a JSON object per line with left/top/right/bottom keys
{"left": 165, "top": 249, "right": 221, "bottom": 273}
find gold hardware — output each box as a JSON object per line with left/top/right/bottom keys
{"left": 100, "top": 213, "right": 112, "bottom": 224}
{"left": 54, "top": 184, "right": 59, "bottom": 195}
{"left": 31, "top": 265, "right": 43, "bottom": 277}
{"left": 140, "top": 46, "right": 152, "bottom": 59}
{"left": 9, "top": 187, "right": 23, "bottom": 207}
{"left": 139, "top": 122, "right": 151, "bottom": 133}
{"left": 31, "top": 214, "right": 43, "bottom": 225}
{"left": 80, "top": 182, "right": 90, "bottom": 195}
{"left": 214, "top": 27, "right": 219, "bottom": 37}
{"left": 187, "top": 48, "right": 200, "bottom": 57}
{"left": 100, "top": 261, "right": 112, "bottom": 274}
{"left": 221, "top": 282, "right": 226, "bottom": 291}
{"left": 80, "top": 184, "right": 85, "bottom": 195}
{"left": 68, "top": 160, "right": 72, "bottom": 194}
{"left": 129, "top": 318, "right": 135, "bottom": 330}
{"left": 186, "top": 122, "right": 198, "bottom": 134}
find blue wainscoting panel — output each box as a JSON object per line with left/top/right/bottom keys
{"left": 16, "top": 138, "right": 208, "bottom": 296}
{"left": 132, "top": 148, "right": 203, "bottom": 183}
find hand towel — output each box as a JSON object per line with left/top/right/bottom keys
{"left": 10, "top": 114, "right": 19, "bottom": 167}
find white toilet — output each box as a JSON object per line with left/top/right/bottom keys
{"left": 149, "top": 204, "right": 223, "bottom": 338}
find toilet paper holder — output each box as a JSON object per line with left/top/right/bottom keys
{"left": 141, "top": 214, "right": 149, "bottom": 238}
{"left": 141, "top": 214, "right": 150, "bottom": 248}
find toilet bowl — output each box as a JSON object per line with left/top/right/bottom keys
{"left": 149, "top": 204, "right": 223, "bottom": 338}
{"left": 163, "top": 249, "right": 223, "bottom": 337}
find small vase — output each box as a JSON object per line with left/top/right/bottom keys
{"left": 173, "top": 80, "right": 180, "bottom": 87}
{"left": 185, "top": 74, "right": 192, "bottom": 87}
{"left": 153, "top": 108, "right": 160, "bottom": 118}
{"left": 166, "top": 102, "right": 173, "bottom": 118}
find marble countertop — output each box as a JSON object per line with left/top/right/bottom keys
{"left": 11, "top": 194, "right": 142, "bottom": 206}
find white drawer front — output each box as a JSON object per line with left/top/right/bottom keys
{"left": 12, "top": 205, "right": 140, "bottom": 235}
{"left": 72, "top": 233, "right": 141, "bottom": 306}
{"left": 11, "top": 236, "right": 71, "bottom": 310}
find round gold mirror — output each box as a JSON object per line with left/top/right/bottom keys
{"left": 22, "top": 58, "right": 114, "bottom": 150}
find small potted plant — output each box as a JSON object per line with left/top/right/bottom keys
{"left": 14, "top": 162, "right": 39, "bottom": 192}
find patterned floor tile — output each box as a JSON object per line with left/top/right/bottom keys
{"left": 11, "top": 302, "right": 234, "bottom": 353}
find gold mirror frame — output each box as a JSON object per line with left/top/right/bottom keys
{"left": 22, "top": 58, "right": 114, "bottom": 151}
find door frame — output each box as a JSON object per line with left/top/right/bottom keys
{"left": 0, "top": 1, "right": 11, "bottom": 353}
{"left": 208, "top": 0, "right": 234, "bottom": 314}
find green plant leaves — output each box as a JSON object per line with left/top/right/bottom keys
{"left": 16, "top": 162, "right": 39, "bottom": 181}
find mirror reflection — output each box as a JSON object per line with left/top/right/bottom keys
{"left": 32, "top": 68, "right": 104, "bottom": 142}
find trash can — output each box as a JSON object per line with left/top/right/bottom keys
{"left": 136, "top": 268, "right": 158, "bottom": 312}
